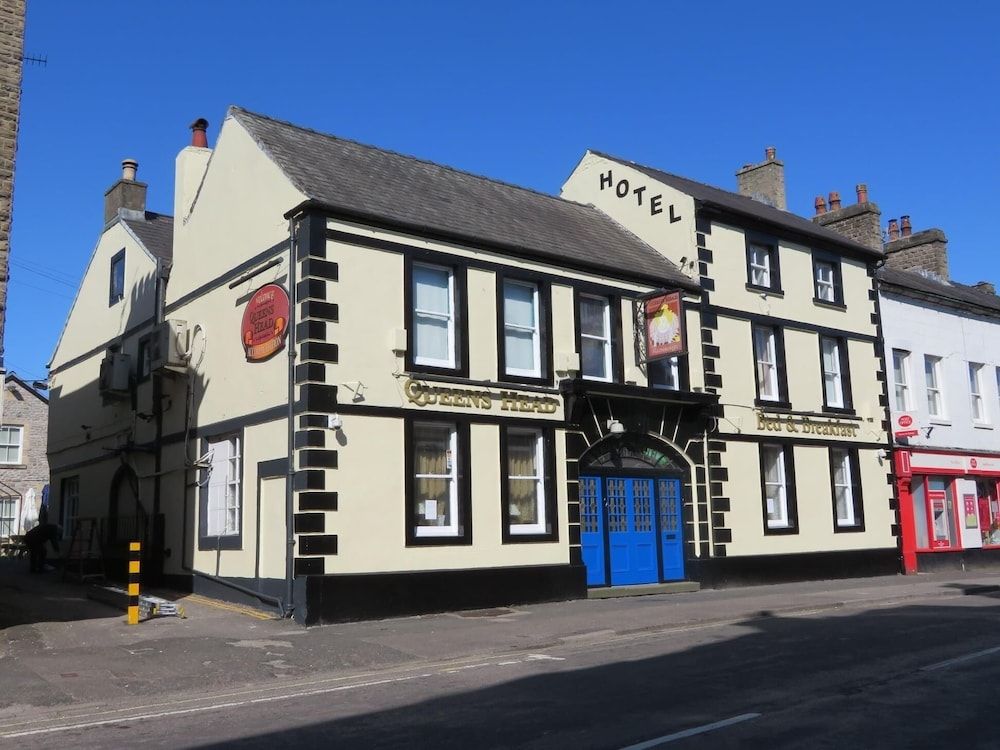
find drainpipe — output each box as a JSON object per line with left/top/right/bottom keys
{"left": 284, "top": 217, "right": 298, "bottom": 616}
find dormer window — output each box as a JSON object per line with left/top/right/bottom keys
{"left": 109, "top": 249, "right": 125, "bottom": 306}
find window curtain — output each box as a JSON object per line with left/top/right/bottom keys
{"left": 415, "top": 425, "right": 451, "bottom": 526}
{"left": 508, "top": 432, "right": 538, "bottom": 524}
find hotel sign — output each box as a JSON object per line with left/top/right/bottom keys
{"left": 642, "top": 291, "right": 685, "bottom": 360}
{"left": 241, "top": 284, "right": 290, "bottom": 362}
{"left": 404, "top": 379, "right": 559, "bottom": 414}
{"left": 757, "top": 412, "right": 861, "bottom": 438}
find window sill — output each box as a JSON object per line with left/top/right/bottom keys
{"left": 974, "top": 423, "right": 994, "bottom": 430}
{"left": 929, "top": 418, "right": 951, "bottom": 426}
{"left": 763, "top": 525, "right": 799, "bottom": 536}
{"left": 502, "top": 532, "right": 559, "bottom": 544}
{"left": 497, "top": 373, "right": 552, "bottom": 388}
{"left": 822, "top": 406, "right": 857, "bottom": 417}
{"left": 406, "top": 535, "right": 473, "bottom": 547}
{"left": 0, "top": 463, "right": 26, "bottom": 469}
{"left": 755, "top": 398, "right": 792, "bottom": 411}
{"left": 198, "top": 535, "right": 242, "bottom": 551}
{"left": 813, "top": 297, "right": 847, "bottom": 311}
{"left": 406, "top": 361, "right": 468, "bottom": 379}
{"left": 746, "top": 283, "right": 784, "bottom": 297}
{"left": 834, "top": 524, "right": 866, "bottom": 533}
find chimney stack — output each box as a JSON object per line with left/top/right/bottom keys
{"left": 814, "top": 195, "right": 827, "bottom": 215}
{"left": 103, "top": 158, "right": 147, "bottom": 225}
{"left": 812, "top": 182, "right": 882, "bottom": 251}
{"left": 900, "top": 215, "right": 912, "bottom": 237}
{"left": 884, "top": 216, "right": 949, "bottom": 279}
{"left": 973, "top": 281, "right": 996, "bottom": 295}
{"left": 175, "top": 117, "right": 213, "bottom": 223}
{"left": 736, "top": 146, "right": 786, "bottom": 210}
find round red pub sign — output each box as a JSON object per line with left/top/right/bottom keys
{"left": 241, "top": 284, "right": 290, "bottom": 362}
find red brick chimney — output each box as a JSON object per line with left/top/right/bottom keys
{"left": 888, "top": 219, "right": 900, "bottom": 241}
{"left": 814, "top": 196, "right": 827, "bottom": 215}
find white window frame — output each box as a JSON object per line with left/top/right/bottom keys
{"left": 925, "top": 354, "right": 946, "bottom": 419}
{"left": 61, "top": 476, "right": 80, "bottom": 532}
{"left": 109, "top": 249, "right": 125, "bottom": 305}
{"left": 507, "top": 428, "right": 546, "bottom": 536}
{"left": 579, "top": 294, "right": 612, "bottom": 382}
{"left": 821, "top": 337, "right": 845, "bottom": 408}
{"left": 0, "top": 496, "right": 16, "bottom": 537}
{"left": 831, "top": 448, "right": 856, "bottom": 527}
{"left": 412, "top": 263, "right": 456, "bottom": 369}
{"left": 503, "top": 279, "right": 541, "bottom": 378}
{"left": 206, "top": 435, "right": 240, "bottom": 537}
{"left": 650, "top": 356, "right": 680, "bottom": 391}
{"left": 753, "top": 325, "right": 780, "bottom": 401}
{"left": 892, "top": 349, "right": 912, "bottom": 412}
{"left": 0, "top": 426, "right": 23, "bottom": 465}
{"left": 815, "top": 260, "right": 837, "bottom": 302}
{"left": 969, "top": 362, "right": 987, "bottom": 424}
{"left": 748, "top": 244, "right": 772, "bottom": 288}
{"left": 414, "top": 422, "right": 459, "bottom": 538}
{"left": 762, "top": 445, "right": 789, "bottom": 529}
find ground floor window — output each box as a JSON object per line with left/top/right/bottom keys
{"left": 199, "top": 434, "right": 242, "bottom": 550}
{"left": 60, "top": 476, "right": 80, "bottom": 532}
{"left": 502, "top": 426, "right": 556, "bottom": 540}
{"left": 411, "top": 421, "right": 468, "bottom": 541}
{"left": 977, "top": 479, "right": 1000, "bottom": 546}
{"left": 911, "top": 475, "right": 958, "bottom": 550}
{"left": 760, "top": 443, "right": 797, "bottom": 533}
{"left": 0, "top": 496, "right": 16, "bottom": 536}
{"left": 830, "top": 448, "right": 863, "bottom": 531}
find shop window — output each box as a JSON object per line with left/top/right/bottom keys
{"left": 746, "top": 242, "right": 780, "bottom": 292}
{"left": 924, "top": 355, "right": 946, "bottom": 418}
{"left": 579, "top": 294, "right": 612, "bottom": 381}
{"left": 109, "top": 249, "right": 125, "bottom": 306}
{"left": 812, "top": 253, "right": 843, "bottom": 305}
{"left": 820, "top": 337, "right": 852, "bottom": 411}
{"left": 60, "top": 476, "right": 80, "bottom": 533}
{"left": 977, "top": 479, "right": 1000, "bottom": 547}
{"left": 411, "top": 263, "right": 457, "bottom": 369}
{"left": 892, "top": 349, "right": 912, "bottom": 411}
{"left": 410, "top": 421, "right": 471, "bottom": 543}
{"left": 649, "top": 356, "right": 680, "bottom": 391}
{"left": 502, "top": 427, "right": 556, "bottom": 541}
{"left": 0, "top": 426, "right": 23, "bottom": 464}
{"left": 913, "top": 476, "right": 958, "bottom": 550}
{"left": 969, "top": 362, "right": 988, "bottom": 424}
{"left": 753, "top": 325, "right": 787, "bottom": 405}
{"left": 830, "top": 448, "right": 863, "bottom": 531}
{"left": 761, "top": 443, "right": 797, "bottom": 533}
{"left": 199, "top": 434, "right": 242, "bottom": 549}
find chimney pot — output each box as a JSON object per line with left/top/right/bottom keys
{"left": 828, "top": 191, "right": 841, "bottom": 211}
{"left": 901, "top": 215, "right": 912, "bottom": 237}
{"left": 888, "top": 219, "right": 900, "bottom": 241}
{"left": 856, "top": 183, "right": 868, "bottom": 204}
{"left": 121, "top": 158, "right": 138, "bottom": 182}
{"left": 814, "top": 195, "right": 827, "bottom": 215}
{"left": 190, "top": 118, "right": 209, "bottom": 148}
{"left": 765, "top": 146, "right": 776, "bottom": 161}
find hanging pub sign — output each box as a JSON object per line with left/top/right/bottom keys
{"left": 241, "top": 283, "right": 290, "bottom": 362}
{"left": 641, "top": 290, "right": 685, "bottom": 361}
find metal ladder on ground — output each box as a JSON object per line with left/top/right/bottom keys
{"left": 62, "top": 518, "right": 106, "bottom": 583}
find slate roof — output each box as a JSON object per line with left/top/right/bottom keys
{"left": 230, "top": 107, "right": 697, "bottom": 290}
{"left": 123, "top": 212, "right": 173, "bottom": 261}
{"left": 591, "top": 151, "right": 882, "bottom": 259}
{"left": 878, "top": 266, "right": 1000, "bottom": 315}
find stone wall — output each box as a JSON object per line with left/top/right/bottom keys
{"left": 0, "top": 0, "right": 23, "bottom": 364}
{"left": 884, "top": 229, "right": 949, "bottom": 279}
{"left": 0, "top": 376, "right": 48, "bottom": 530}
{"left": 814, "top": 202, "right": 883, "bottom": 252}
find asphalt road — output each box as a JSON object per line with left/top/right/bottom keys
{"left": 7, "top": 589, "right": 1000, "bottom": 749}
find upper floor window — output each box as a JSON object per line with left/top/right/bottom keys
{"left": 892, "top": 349, "right": 912, "bottom": 411}
{"left": 820, "top": 336, "right": 851, "bottom": 410}
{"left": 502, "top": 279, "right": 544, "bottom": 380}
{"left": 109, "top": 249, "right": 125, "bottom": 306}
{"left": 969, "top": 362, "right": 987, "bottom": 423}
{"left": 813, "top": 254, "right": 843, "bottom": 305}
{"left": 649, "top": 356, "right": 680, "bottom": 391}
{"left": 579, "top": 294, "right": 612, "bottom": 381}
{"left": 412, "top": 263, "right": 456, "bottom": 369}
{"left": 0, "top": 426, "right": 23, "bottom": 464}
{"left": 753, "top": 325, "right": 786, "bottom": 403}
{"left": 925, "top": 355, "right": 945, "bottom": 418}
{"left": 747, "top": 242, "right": 779, "bottom": 290}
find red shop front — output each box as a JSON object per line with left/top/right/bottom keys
{"left": 895, "top": 449, "right": 1000, "bottom": 573}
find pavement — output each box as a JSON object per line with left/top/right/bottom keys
{"left": 1, "top": 555, "right": 999, "bottom": 730}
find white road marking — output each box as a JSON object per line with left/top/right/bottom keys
{"left": 921, "top": 645, "right": 1000, "bottom": 672}
{"left": 618, "top": 713, "right": 762, "bottom": 749}
{"left": 526, "top": 653, "right": 566, "bottom": 661}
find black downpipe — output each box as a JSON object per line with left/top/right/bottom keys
{"left": 284, "top": 217, "right": 298, "bottom": 615}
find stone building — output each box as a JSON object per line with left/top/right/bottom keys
{"left": 0, "top": 0, "right": 24, "bottom": 365}
{"left": 0, "top": 373, "right": 48, "bottom": 536}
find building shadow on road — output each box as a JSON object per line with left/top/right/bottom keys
{"left": 0, "top": 557, "right": 120, "bottom": 630}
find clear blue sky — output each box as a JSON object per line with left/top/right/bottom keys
{"left": 8, "top": 1, "right": 999, "bottom": 382}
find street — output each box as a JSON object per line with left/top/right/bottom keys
{"left": 3, "top": 573, "right": 1000, "bottom": 748}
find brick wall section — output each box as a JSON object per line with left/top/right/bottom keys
{"left": 0, "top": 377, "right": 49, "bottom": 524}
{"left": 0, "top": 0, "right": 23, "bottom": 362}
{"left": 884, "top": 229, "right": 949, "bottom": 279}
{"left": 813, "top": 202, "right": 883, "bottom": 252}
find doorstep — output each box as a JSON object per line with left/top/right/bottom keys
{"left": 587, "top": 581, "right": 701, "bottom": 599}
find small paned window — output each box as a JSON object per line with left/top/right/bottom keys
{"left": 892, "top": 349, "right": 912, "bottom": 411}
{"left": 579, "top": 294, "right": 612, "bottom": 381}
{"left": 831, "top": 448, "right": 863, "bottom": 530}
{"left": 503, "top": 280, "right": 541, "bottom": 378}
{"left": 0, "top": 426, "right": 23, "bottom": 464}
{"left": 412, "top": 263, "right": 456, "bottom": 369}
{"left": 413, "top": 422, "right": 460, "bottom": 538}
{"left": 925, "top": 355, "right": 945, "bottom": 418}
{"left": 109, "top": 249, "right": 125, "bottom": 305}
{"left": 505, "top": 428, "right": 547, "bottom": 536}
{"left": 0, "top": 496, "right": 16, "bottom": 536}
{"left": 969, "top": 363, "right": 987, "bottom": 423}
{"left": 812, "top": 254, "right": 844, "bottom": 305}
{"left": 747, "top": 243, "right": 774, "bottom": 289}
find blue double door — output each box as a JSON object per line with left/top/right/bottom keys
{"left": 580, "top": 475, "right": 685, "bottom": 587}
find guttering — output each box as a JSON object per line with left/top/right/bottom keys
{"left": 282, "top": 199, "right": 702, "bottom": 294}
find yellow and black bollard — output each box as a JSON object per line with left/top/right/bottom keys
{"left": 127, "top": 541, "right": 141, "bottom": 625}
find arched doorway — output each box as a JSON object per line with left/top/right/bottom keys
{"left": 579, "top": 433, "right": 686, "bottom": 587}
{"left": 108, "top": 464, "right": 142, "bottom": 546}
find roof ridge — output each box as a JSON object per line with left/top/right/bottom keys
{"left": 230, "top": 105, "right": 603, "bottom": 215}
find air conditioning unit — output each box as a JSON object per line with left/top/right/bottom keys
{"left": 149, "top": 320, "right": 189, "bottom": 372}
{"left": 99, "top": 353, "right": 131, "bottom": 395}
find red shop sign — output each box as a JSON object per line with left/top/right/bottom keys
{"left": 241, "top": 284, "right": 290, "bottom": 362}
{"left": 643, "top": 291, "right": 685, "bottom": 360}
